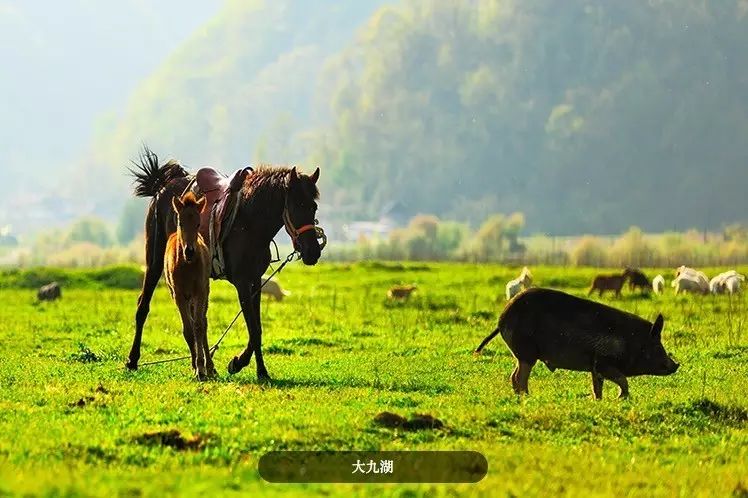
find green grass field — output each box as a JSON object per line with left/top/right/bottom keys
{"left": 1, "top": 263, "right": 747, "bottom": 497}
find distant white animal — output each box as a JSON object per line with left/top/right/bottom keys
{"left": 709, "top": 270, "right": 744, "bottom": 294}
{"left": 724, "top": 275, "right": 743, "bottom": 295}
{"left": 506, "top": 267, "right": 533, "bottom": 300}
{"left": 261, "top": 278, "right": 291, "bottom": 301}
{"left": 672, "top": 273, "right": 707, "bottom": 295}
{"left": 652, "top": 274, "right": 665, "bottom": 294}
{"left": 675, "top": 266, "right": 709, "bottom": 293}
{"left": 709, "top": 275, "right": 726, "bottom": 294}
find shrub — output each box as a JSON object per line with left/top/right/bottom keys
{"left": 571, "top": 236, "right": 608, "bottom": 267}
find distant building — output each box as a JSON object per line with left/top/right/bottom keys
{"left": 342, "top": 220, "right": 396, "bottom": 242}
{"left": 379, "top": 200, "right": 409, "bottom": 227}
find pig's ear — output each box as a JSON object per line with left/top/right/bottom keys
{"left": 651, "top": 314, "right": 664, "bottom": 339}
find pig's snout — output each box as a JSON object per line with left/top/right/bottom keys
{"left": 662, "top": 355, "right": 680, "bottom": 375}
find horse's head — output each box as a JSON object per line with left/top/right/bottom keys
{"left": 172, "top": 192, "right": 206, "bottom": 263}
{"left": 284, "top": 166, "right": 322, "bottom": 265}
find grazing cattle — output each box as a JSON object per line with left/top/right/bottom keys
{"left": 505, "top": 267, "right": 533, "bottom": 300}
{"left": 672, "top": 274, "right": 708, "bottom": 295}
{"left": 388, "top": 284, "right": 417, "bottom": 299}
{"left": 261, "top": 278, "right": 291, "bottom": 301}
{"left": 164, "top": 192, "right": 215, "bottom": 380}
{"left": 37, "top": 282, "right": 61, "bottom": 301}
{"left": 652, "top": 275, "right": 665, "bottom": 294}
{"left": 675, "top": 266, "right": 709, "bottom": 292}
{"left": 474, "top": 288, "right": 679, "bottom": 399}
{"left": 623, "top": 268, "right": 650, "bottom": 293}
{"left": 588, "top": 273, "right": 626, "bottom": 297}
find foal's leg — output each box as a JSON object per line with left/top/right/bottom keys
{"left": 190, "top": 299, "right": 207, "bottom": 381}
{"left": 175, "top": 294, "right": 197, "bottom": 372}
{"left": 127, "top": 208, "right": 166, "bottom": 370}
{"left": 198, "top": 290, "right": 216, "bottom": 378}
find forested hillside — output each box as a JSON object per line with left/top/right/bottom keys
{"left": 82, "top": 0, "right": 384, "bottom": 208}
{"left": 77, "top": 0, "right": 748, "bottom": 234}
{"left": 313, "top": 0, "right": 748, "bottom": 233}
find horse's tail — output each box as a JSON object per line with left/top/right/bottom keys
{"left": 128, "top": 145, "right": 188, "bottom": 198}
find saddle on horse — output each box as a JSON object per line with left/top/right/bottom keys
{"left": 186, "top": 166, "right": 252, "bottom": 279}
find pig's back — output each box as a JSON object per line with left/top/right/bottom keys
{"left": 499, "top": 288, "right": 647, "bottom": 370}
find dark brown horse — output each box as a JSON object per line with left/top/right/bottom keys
{"left": 126, "top": 148, "right": 322, "bottom": 380}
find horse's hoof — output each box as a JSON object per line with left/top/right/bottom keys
{"left": 125, "top": 360, "right": 138, "bottom": 371}
{"left": 257, "top": 371, "right": 272, "bottom": 383}
{"left": 227, "top": 357, "right": 240, "bottom": 375}
{"left": 207, "top": 366, "right": 219, "bottom": 378}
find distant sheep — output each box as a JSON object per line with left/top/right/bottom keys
{"left": 672, "top": 273, "right": 708, "bottom": 295}
{"left": 652, "top": 275, "right": 665, "bottom": 294}
{"left": 388, "top": 284, "right": 417, "bottom": 299}
{"left": 709, "top": 275, "right": 726, "bottom": 294}
{"left": 675, "top": 266, "right": 709, "bottom": 293}
{"left": 709, "top": 270, "right": 744, "bottom": 295}
{"left": 37, "top": 282, "right": 62, "bottom": 301}
{"left": 725, "top": 275, "right": 743, "bottom": 295}
{"left": 261, "top": 278, "right": 290, "bottom": 301}
{"left": 505, "top": 267, "right": 533, "bottom": 300}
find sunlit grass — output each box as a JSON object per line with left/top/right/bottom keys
{"left": 0, "top": 263, "right": 746, "bottom": 497}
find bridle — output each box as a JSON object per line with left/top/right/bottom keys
{"left": 282, "top": 198, "right": 327, "bottom": 253}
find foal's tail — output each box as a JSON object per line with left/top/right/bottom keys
{"left": 128, "top": 145, "right": 188, "bottom": 198}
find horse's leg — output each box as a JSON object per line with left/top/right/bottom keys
{"left": 199, "top": 290, "right": 216, "bottom": 377}
{"left": 127, "top": 210, "right": 166, "bottom": 370}
{"left": 228, "top": 278, "right": 269, "bottom": 380}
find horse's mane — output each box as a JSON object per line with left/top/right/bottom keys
{"left": 241, "top": 166, "right": 319, "bottom": 208}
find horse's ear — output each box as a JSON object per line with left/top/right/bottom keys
{"left": 289, "top": 166, "right": 299, "bottom": 184}
{"left": 196, "top": 196, "right": 207, "bottom": 213}
{"left": 310, "top": 167, "right": 320, "bottom": 184}
{"left": 172, "top": 196, "right": 183, "bottom": 213}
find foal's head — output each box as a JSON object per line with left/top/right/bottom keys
{"left": 172, "top": 192, "right": 206, "bottom": 263}
{"left": 285, "top": 167, "right": 321, "bottom": 265}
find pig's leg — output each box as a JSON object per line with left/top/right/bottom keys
{"left": 510, "top": 364, "right": 520, "bottom": 394}
{"left": 515, "top": 360, "right": 535, "bottom": 395}
{"left": 597, "top": 365, "right": 629, "bottom": 398}
{"left": 591, "top": 372, "right": 604, "bottom": 400}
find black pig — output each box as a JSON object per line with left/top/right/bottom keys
{"left": 474, "top": 288, "right": 679, "bottom": 399}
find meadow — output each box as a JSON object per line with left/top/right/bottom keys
{"left": 0, "top": 262, "right": 746, "bottom": 497}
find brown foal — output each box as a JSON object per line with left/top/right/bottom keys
{"left": 165, "top": 192, "right": 215, "bottom": 380}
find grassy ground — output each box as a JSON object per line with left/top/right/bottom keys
{"left": 0, "top": 262, "right": 746, "bottom": 497}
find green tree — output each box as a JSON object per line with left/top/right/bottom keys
{"left": 66, "top": 217, "right": 113, "bottom": 248}
{"left": 116, "top": 198, "right": 146, "bottom": 244}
